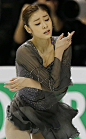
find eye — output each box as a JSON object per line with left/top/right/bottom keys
{"left": 45, "top": 18, "right": 49, "bottom": 21}
{"left": 35, "top": 23, "right": 40, "bottom": 25}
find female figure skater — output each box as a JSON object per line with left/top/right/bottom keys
{"left": 4, "top": 4, "right": 79, "bottom": 139}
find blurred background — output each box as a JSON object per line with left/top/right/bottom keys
{"left": 0, "top": 0, "right": 86, "bottom": 66}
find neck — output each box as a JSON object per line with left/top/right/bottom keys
{"left": 31, "top": 37, "right": 52, "bottom": 54}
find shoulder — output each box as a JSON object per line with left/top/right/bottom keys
{"left": 16, "top": 40, "right": 35, "bottom": 62}
{"left": 16, "top": 40, "right": 33, "bottom": 57}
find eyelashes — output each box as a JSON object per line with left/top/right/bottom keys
{"left": 45, "top": 18, "right": 49, "bottom": 21}
{"left": 35, "top": 18, "right": 49, "bottom": 26}
{"left": 35, "top": 23, "right": 41, "bottom": 25}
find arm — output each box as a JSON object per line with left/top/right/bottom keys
{"left": 4, "top": 46, "right": 63, "bottom": 92}
{"left": 4, "top": 76, "right": 42, "bottom": 91}
{"left": 13, "top": 20, "right": 26, "bottom": 44}
{"left": 13, "top": 4, "right": 29, "bottom": 44}
{"left": 15, "top": 32, "right": 73, "bottom": 91}
{"left": 4, "top": 44, "right": 71, "bottom": 92}
{"left": 25, "top": 78, "right": 42, "bottom": 89}
{"left": 4, "top": 32, "right": 73, "bottom": 92}
{"left": 16, "top": 47, "right": 61, "bottom": 91}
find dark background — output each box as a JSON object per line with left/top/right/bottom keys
{"left": 0, "top": 0, "right": 86, "bottom": 66}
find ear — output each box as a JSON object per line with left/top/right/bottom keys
{"left": 24, "top": 25, "right": 32, "bottom": 34}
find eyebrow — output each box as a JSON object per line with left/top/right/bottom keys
{"left": 33, "top": 15, "right": 49, "bottom": 22}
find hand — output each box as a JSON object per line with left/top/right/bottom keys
{"left": 4, "top": 77, "right": 27, "bottom": 91}
{"left": 38, "top": 0, "right": 58, "bottom": 15}
{"left": 19, "top": 4, "right": 30, "bottom": 22}
{"left": 21, "top": 4, "right": 30, "bottom": 14}
{"left": 55, "top": 31, "right": 75, "bottom": 52}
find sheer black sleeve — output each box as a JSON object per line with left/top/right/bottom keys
{"left": 62, "top": 44, "right": 72, "bottom": 78}
{"left": 16, "top": 42, "right": 61, "bottom": 90}
{"left": 16, "top": 39, "right": 72, "bottom": 91}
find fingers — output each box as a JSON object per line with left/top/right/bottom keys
{"left": 4, "top": 84, "right": 18, "bottom": 90}
{"left": 67, "top": 31, "right": 75, "bottom": 43}
{"left": 68, "top": 32, "right": 70, "bottom": 35}
{"left": 71, "top": 31, "right": 75, "bottom": 35}
{"left": 4, "top": 83, "right": 18, "bottom": 89}
{"left": 4, "top": 83, "right": 23, "bottom": 91}
{"left": 57, "top": 31, "right": 74, "bottom": 42}
{"left": 65, "top": 32, "right": 73, "bottom": 46}
{"left": 10, "top": 86, "right": 22, "bottom": 92}
{"left": 68, "top": 31, "right": 75, "bottom": 37}
{"left": 4, "top": 78, "right": 19, "bottom": 90}
{"left": 57, "top": 33, "right": 64, "bottom": 41}
{"left": 4, "top": 77, "right": 19, "bottom": 85}
{"left": 10, "top": 77, "right": 17, "bottom": 81}
{"left": 4, "top": 80, "right": 17, "bottom": 85}
{"left": 4, "top": 77, "right": 25, "bottom": 91}
{"left": 10, "top": 88, "right": 18, "bottom": 92}
{"left": 22, "top": 4, "right": 30, "bottom": 11}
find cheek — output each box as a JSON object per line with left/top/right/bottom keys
{"left": 32, "top": 25, "right": 40, "bottom": 31}
{"left": 29, "top": 23, "right": 40, "bottom": 33}
{"left": 33, "top": 27, "right": 41, "bottom": 36}
{"left": 32, "top": 26, "right": 42, "bottom": 35}
{"left": 50, "top": 21, "right": 52, "bottom": 26}
{"left": 49, "top": 20, "right": 52, "bottom": 28}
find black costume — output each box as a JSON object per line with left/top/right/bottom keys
{"left": 6, "top": 36, "right": 79, "bottom": 139}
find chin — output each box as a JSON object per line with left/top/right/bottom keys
{"left": 46, "top": 34, "right": 52, "bottom": 39}
{"left": 44, "top": 33, "right": 52, "bottom": 39}
{"left": 38, "top": 33, "right": 52, "bottom": 39}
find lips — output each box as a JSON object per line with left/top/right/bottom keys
{"left": 44, "top": 30, "right": 50, "bottom": 34}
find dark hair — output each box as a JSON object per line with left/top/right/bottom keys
{"left": 22, "top": 3, "right": 50, "bottom": 27}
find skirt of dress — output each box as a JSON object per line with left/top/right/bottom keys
{"left": 6, "top": 88, "right": 80, "bottom": 139}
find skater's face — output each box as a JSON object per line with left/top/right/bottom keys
{"left": 25, "top": 9, "right": 52, "bottom": 39}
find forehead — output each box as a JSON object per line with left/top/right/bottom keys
{"left": 30, "top": 9, "right": 48, "bottom": 21}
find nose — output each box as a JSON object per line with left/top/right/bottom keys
{"left": 42, "top": 21, "right": 48, "bottom": 29}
